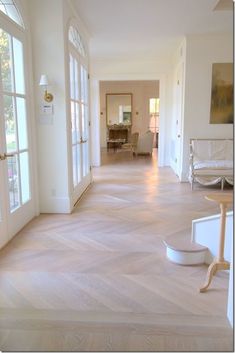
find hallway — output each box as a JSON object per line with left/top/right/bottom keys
{"left": 0, "top": 150, "right": 233, "bottom": 351}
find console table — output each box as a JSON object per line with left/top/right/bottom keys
{"left": 107, "top": 139, "right": 126, "bottom": 151}
{"left": 107, "top": 125, "right": 131, "bottom": 143}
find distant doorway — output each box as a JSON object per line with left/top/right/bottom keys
{"left": 90, "top": 75, "right": 166, "bottom": 168}
{"left": 99, "top": 80, "right": 160, "bottom": 164}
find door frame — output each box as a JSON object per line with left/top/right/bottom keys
{"left": 66, "top": 24, "right": 92, "bottom": 209}
{"left": 90, "top": 74, "right": 167, "bottom": 168}
{"left": 0, "top": 9, "right": 38, "bottom": 248}
{"left": 175, "top": 61, "right": 184, "bottom": 178}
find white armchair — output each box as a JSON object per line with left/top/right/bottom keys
{"left": 136, "top": 131, "right": 154, "bottom": 155}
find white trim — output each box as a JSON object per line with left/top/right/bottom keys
{"left": 191, "top": 210, "right": 233, "bottom": 241}
{"left": 65, "top": 0, "right": 91, "bottom": 43}
{"left": 24, "top": 16, "right": 39, "bottom": 217}
{"left": 65, "top": 18, "right": 92, "bottom": 210}
{"left": 191, "top": 211, "right": 233, "bottom": 264}
{"left": 40, "top": 196, "right": 71, "bottom": 214}
{"left": 227, "top": 239, "right": 233, "bottom": 327}
{"left": 166, "top": 247, "right": 206, "bottom": 265}
{"left": 0, "top": 2, "right": 38, "bottom": 247}
{"left": 0, "top": 0, "right": 24, "bottom": 29}
{"left": 90, "top": 78, "right": 101, "bottom": 167}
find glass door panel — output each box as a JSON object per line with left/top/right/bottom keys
{"left": 4, "top": 94, "right": 17, "bottom": 152}
{"left": 19, "top": 151, "right": 30, "bottom": 204}
{"left": 12, "top": 37, "right": 25, "bottom": 94}
{"left": 81, "top": 66, "right": 89, "bottom": 178}
{"left": 1, "top": 28, "right": 31, "bottom": 212}
{"left": 70, "top": 55, "right": 82, "bottom": 187}
{"left": 69, "top": 50, "right": 90, "bottom": 204}
{"left": 16, "top": 97, "right": 27, "bottom": 149}
{"left": 0, "top": 26, "right": 34, "bottom": 248}
{"left": 7, "top": 155, "right": 20, "bottom": 211}
{"left": 1, "top": 30, "right": 13, "bottom": 92}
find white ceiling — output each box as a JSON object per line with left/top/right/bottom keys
{"left": 73, "top": 0, "right": 233, "bottom": 61}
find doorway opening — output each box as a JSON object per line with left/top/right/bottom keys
{"left": 148, "top": 98, "right": 160, "bottom": 148}
{"left": 98, "top": 80, "right": 160, "bottom": 165}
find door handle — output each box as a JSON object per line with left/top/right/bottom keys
{"left": 0, "top": 153, "right": 14, "bottom": 161}
{"left": 80, "top": 137, "right": 87, "bottom": 144}
{"left": 177, "top": 134, "right": 181, "bottom": 138}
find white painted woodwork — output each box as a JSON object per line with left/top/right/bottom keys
{"left": 0, "top": 3, "right": 37, "bottom": 248}
{"left": 164, "top": 231, "right": 207, "bottom": 265}
{"left": 166, "top": 247, "right": 207, "bottom": 266}
{"left": 192, "top": 211, "right": 233, "bottom": 265}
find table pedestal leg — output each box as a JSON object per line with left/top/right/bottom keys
{"left": 200, "top": 260, "right": 230, "bottom": 293}
{"left": 200, "top": 201, "right": 230, "bottom": 293}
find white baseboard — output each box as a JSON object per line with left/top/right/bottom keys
{"left": 40, "top": 196, "right": 72, "bottom": 214}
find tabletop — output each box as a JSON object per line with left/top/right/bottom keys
{"left": 205, "top": 192, "right": 233, "bottom": 204}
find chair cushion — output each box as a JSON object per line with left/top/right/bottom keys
{"left": 194, "top": 168, "right": 233, "bottom": 176}
{"left": 193, "top": 160, "right": 233, "bottom": 170}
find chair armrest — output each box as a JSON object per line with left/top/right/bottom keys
{"left": 189, "top": 153, "right": 195, "bottom": 174}
{"left": 189, "top": 142, "right": 194, "bottom": 169}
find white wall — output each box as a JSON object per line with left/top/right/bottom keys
{"left": 28, "top": 0, "right": 91, "bottom": 213}
{"left": 181, "top": 33, "right": 233, "bottom": 181}
{"left": 90, "top": 79, "right": 101, "bottom": 167}
{"left": 90, "top": 58, "right": 171, "bottom": 79}
{"left": 29, "top": 0, "right": 73, "bottom": 213}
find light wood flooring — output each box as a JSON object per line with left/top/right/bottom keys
{"left": 0, "top": 149, "right": 233, "bottom": 351}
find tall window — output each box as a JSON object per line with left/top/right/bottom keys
{"left": 69, "top": 26, "right": 86, "bottom": 58}
{"left": 0, "top": 23, "right": 30, "bottom": 211}
{"left": 0, "top": 0, "right": 24, "bottom": 27}
{"left": 69, "top": 53, "right": 80, "bottom": 186}
{"left": 68, "top": 25, "right": 89, "bottom": 189}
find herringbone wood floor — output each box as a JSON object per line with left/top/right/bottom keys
{"left": 0, "top": 149, "right": 233, "bottom": 351}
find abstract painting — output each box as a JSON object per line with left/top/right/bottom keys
{"left": 210, "top": 63, "right": 233, "bottom": 124}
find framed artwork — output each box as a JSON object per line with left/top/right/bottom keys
{"left": 123, "top": 112, "right": 131, "bottom": 123}
{"left": 210, "top": 63, "right": 233, "bottom": 124}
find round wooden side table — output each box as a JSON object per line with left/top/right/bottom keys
{"left": 200, "top": 192, "right": 233, "bottom": 293}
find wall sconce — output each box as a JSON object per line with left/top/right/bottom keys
{"left": 39, "top": 74, "right": 53, "bottom": 102}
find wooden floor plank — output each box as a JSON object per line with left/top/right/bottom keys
{"left": 0, "top": 149, "right": 233, "bottom": 351}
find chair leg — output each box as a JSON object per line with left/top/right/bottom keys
{"left": 221, "top": 178, "right": 225, "bottom": 190}
{"left": 191, "top": 178, "right": 194, "bottom": 191}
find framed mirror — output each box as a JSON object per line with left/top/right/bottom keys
{"left": 106, "top": 93, "right": 132, "bottom": 126}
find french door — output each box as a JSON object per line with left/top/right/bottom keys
{"left": 69, "top": 49, "right": 91, "bottom": 205}
{"left": 0, "top": 25, "right": 35, "bottom": 248}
